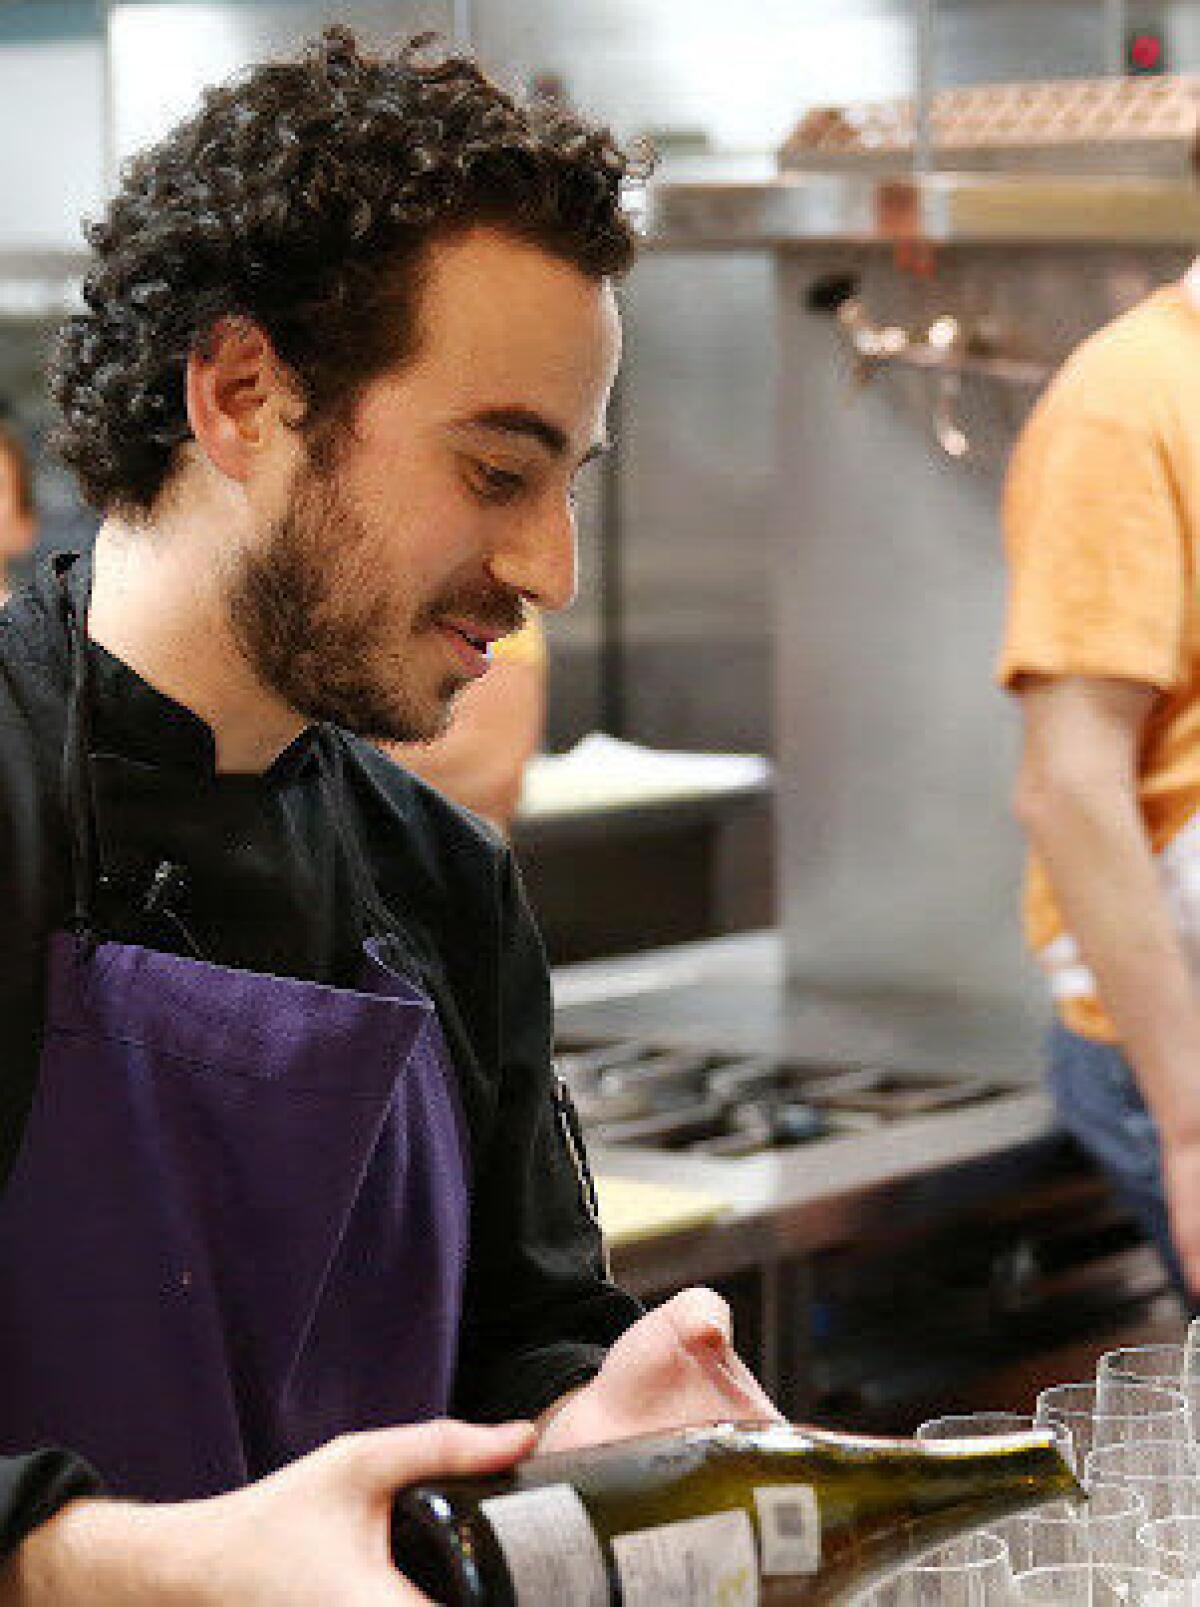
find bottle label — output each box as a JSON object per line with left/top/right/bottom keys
{"left": 480, "top": 1484, "right": 608, "bottom": 1607}
{"left": 612, "top": 1509, "right": 759, "bottom": 1605}
{"left": 753, "top": 1484, "right": 821, "bottom": 1575}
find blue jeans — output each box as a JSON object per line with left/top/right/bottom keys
{"left": 1046, "top": 1020, "right": 1191, "bottom": 1306}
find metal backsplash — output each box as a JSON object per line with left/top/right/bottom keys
{"left": 771, "top": 242, "right": 1188, "bottom": 1007}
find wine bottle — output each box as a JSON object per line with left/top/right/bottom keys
{"left": 391, "top": 1419, "right": 1080, "bottom": 1604}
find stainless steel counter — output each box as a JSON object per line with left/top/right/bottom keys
{"left": 554, "top": 930, "right": 1052, "bottom": 1269}
{"left": 553, "top": 934, "right": 1164, "bottom": 1420}
{"left": 554, "top": 929, "right": 1042, "bottom": 1076}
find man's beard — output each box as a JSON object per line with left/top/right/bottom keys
{"left": 226, "top": 453, "right": 523, "bottom": 743}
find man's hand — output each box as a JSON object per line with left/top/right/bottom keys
{"left": 3, "top": 1419, "right": 536, "bottom": 1607}
{"left": 536, "top": 1287, "right": 782, "bottom": 1456}
{"left": 1163, "top": 1126, "right": 1200, "bottom": 1297}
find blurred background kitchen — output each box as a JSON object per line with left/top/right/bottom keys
{"left": 6, "top": 0, "right": 1200, "bottom": 1430}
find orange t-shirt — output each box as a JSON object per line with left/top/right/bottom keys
{"left": 998, "top": 282, "right": 1200, "bottom": 1040}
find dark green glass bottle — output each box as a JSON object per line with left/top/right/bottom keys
{"left": 391, "top": 1420, "right": 1080, "bottom": 1604}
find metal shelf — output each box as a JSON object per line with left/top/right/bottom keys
{"left": 642, "top": 173, "right": 1200, "bottom": 250}
{"left": 858, "top": 344, "right": 1053, "bottom": 387}
{"left": 0, "top": 249, "right": 86, "bottom": 320}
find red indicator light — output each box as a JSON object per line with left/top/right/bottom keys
{"left": 1127, "top": 29, "right": 1166, "bottom": 74}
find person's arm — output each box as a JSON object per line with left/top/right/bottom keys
{"left": 0, "top": 1419, "right": 535, "bottom": 1606}
{"left": 451, "top": 849, "right": 642, "bottom": 1422}
{"left": 451, "top": 855, "right": 780, "bottom": 1441}
{"left": 385, "top": 652, "right": 544, "bottom": 835}
{"left": 1014, "top": 673, "right": 1200, "bottom": 1292}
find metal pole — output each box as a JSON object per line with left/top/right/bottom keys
{"left": 100, "top": 0, "right": 117, "bottom": 195}
{"left": 599, "top": 371, "right": 626, "bottom": 737}
{"left": 451, "top": 0, "right": 473, "bottom": 49}
{"left": 913, "top": 0, "right": 936, "bottom": 175}
{"left": 1104, "top": 0, "right": 1126, "bottom": 77}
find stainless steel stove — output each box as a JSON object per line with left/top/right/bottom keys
{"left": 554, "top": 1016, "right": 1176, "bottom": 1429}
{"left": 556, "top": 1033, "right": 1006, "bottom": 1158}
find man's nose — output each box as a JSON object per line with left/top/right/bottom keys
{"left": 488, "top": 497, "right": 578, "bottom": 614}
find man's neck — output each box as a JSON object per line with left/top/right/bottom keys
{"left": 88, "top": 509, "right": 306, "bottom": 775}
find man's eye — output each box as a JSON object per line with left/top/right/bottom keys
{"left": 470, "top": 463, "right": 526, "bottom": 502}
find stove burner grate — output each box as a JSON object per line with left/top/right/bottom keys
{"left": 554, "top": 1034, "right": 1006, "bottom": 1154}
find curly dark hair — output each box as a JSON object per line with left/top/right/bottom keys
{"left": 50, "top": 27, "right": 643, "bottom": 515}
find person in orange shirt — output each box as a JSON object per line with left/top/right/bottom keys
{"left": 1000, "top": 267, "right": 1200, "bottom": 1307}
{"left": 0, "top": 422, "right": 36, "bottom": 606}
{"left": 383, "top": 609, "right": 545, "bottom": 835}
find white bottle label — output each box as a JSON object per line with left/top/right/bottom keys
{"left": 613, "top": 1508, "right": 759, "bottom": 1605}
{"left": 480, "top": 1484, "right": 608, "bottom": 1607}
{"left": 753, "top": 1484, "right": 822, "bottom": 1575}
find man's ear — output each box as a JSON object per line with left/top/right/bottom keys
{"left": 184, "top": 318, "right": 298, "bottom": 484}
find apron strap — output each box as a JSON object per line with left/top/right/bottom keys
{"left": 55, "top": 556, "right": 100, "bottom": 943}
{"left": 317, "top": 735, "right": 430, "bottom": 977}
{"left": 314, "top": 736, "right": 484, "bottom": 1094}
{"left": 54, "top": 557, "right": 203, "bottom": 959}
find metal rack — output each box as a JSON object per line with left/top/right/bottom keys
{"left": 642, "top": 172, "right": 1200, "bottom": 250}
{"left": 781, "top": 74, "right": 1200, "bottom": 177}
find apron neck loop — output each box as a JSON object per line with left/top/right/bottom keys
{"left": 318, "top": 738, "right": 419, "bottom": 973}
{"left": 55, "top": 558, "right": 100, "bottom": 947}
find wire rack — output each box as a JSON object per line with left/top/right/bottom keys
{"left": 780, "top": 75, "right": 1200, "bottom": 173}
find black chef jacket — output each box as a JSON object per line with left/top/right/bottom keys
{"left": 0, "top": 554, "right": 639, "bottom": 1553}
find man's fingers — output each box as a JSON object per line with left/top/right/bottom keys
{"left": 722, "top": 1355, "right": 786, "bottom": 1421}
{"left": 345, "top": 1419, "right": 537, "bottom": 1491}
{"left": 657, "top": 1288, "right": 784, "bottom": 1422}
{"left": 660, "top": 1286, "right": 734, "bottom": 1352}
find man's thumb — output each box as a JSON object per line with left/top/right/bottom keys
{"left": 351, "top": 1418, "right": 537, "bottom": 1491}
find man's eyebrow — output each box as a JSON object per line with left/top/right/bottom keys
{"left": 459, "top": 407, "right": 609, "bottom": 465}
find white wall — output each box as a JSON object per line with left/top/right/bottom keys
{"left": 0, "top": 39, "right": 104, "bottom": 249}
{"left": 476, "top": 0, "right": 915, "bottom": 152}
{"left": 107, "top": 0, "right": 918, "bottom": 164}
{"left": 109, "top": 1, "right": 450, "bottom": 164}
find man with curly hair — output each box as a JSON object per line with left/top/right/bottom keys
{"left": 0, "top": 27, "right": 777, "bottom": 1604}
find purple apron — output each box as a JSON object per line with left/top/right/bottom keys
{"left": 0, "top": 566, "right": 470, "bottom": 1501}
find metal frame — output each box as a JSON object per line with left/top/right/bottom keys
{"left": 912, "top": 1, "right": 1133, "bottom": 168}
{"left": 642, "top": 172, "right": 1200, "bottom": 249}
